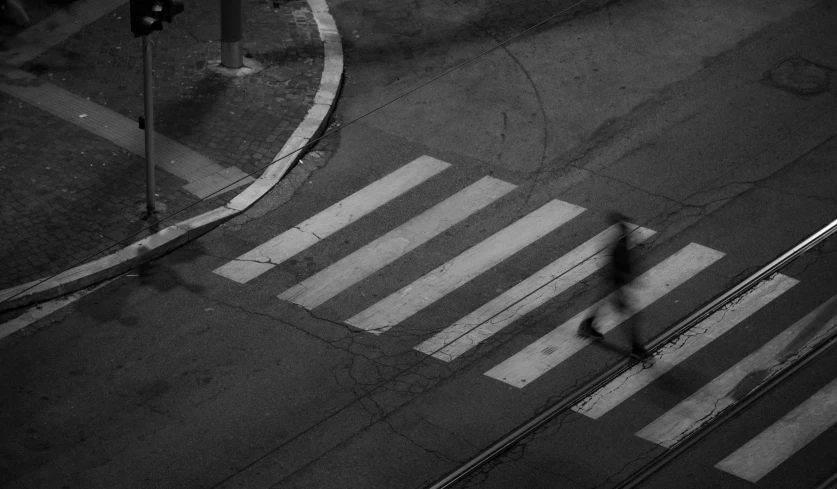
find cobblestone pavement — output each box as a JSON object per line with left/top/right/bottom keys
{"left": 0, "top": 0, "right": 325, "bottom": 291}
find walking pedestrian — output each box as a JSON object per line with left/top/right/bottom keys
{"left": 577, "top": 212, "right": 651, "bottom": 360}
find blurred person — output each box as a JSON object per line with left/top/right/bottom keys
{"left": 577, "top": 212, "right": 651, "bottom": 361}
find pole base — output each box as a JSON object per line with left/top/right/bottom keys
{"left": 207, "top": 57, "right": 265, "bottom": 77}
{"left": 139, "top": 202, "right": 166, "bottom": 219}
{"left": 221, "top": 41, "right": 243, "bottom": 69}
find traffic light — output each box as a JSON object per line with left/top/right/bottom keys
{"left": 158, "top": 0, "right": 184, "bottom": 23}
{"left": 130, "top": 0, "right": 162, "bottom": 37}
{"left": 129, "top": 0, "right": 183, "bottom": 37}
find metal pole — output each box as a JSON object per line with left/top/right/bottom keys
{"left": 220, "top": 0, "right": 243, "bottom": 68}
{"left": 142, "top": 34, "right": 156, "bottom": 215}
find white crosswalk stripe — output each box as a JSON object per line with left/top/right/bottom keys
{"left": 636, "top": 294, "right": 837, "bottom": 449}
{"left": 278, "top": 176, "right": 516, "bottom": 309}
{"left": 345, "top": 199, "right": 586, "bottom": 334}
{"left": 572, "top": 273, "right": 798, "bottom": 419}
{"left": 484, "top": 243, "right": 725, "bottom": 388}
{"left": 715, "top": 375, "right": 837, "bottom": 483}
{"left": 415, "top": 224, "right": 656, "bottom": 362}
{"left": 213, "top": 155, "right": 451, "bottom": 283}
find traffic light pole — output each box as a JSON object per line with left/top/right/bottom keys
{"left": 220, "top": 0, "right": 242, "bottom": 69}
{"left": 129, "top": 0, "right": 183, "bottom": 215}
{"left": 142, "top": 34, "right": 156, "bottom": 215}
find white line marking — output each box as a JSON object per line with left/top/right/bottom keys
{"left": 636, "top": 294, "right": 837, "bottom": 449}
{"left": 415, "top": 224, "right": 656, "bottom": 361}
{"left": 573, "top": 274, "right": 798, "bottom": 419}
{"left": 278, "top": 177, "right": 516, "bottom": 308}
{"left": 345, "top": 200, "right": 586, "bottom": 334}
{"left": 715, "top": 376, "right": 837, "bottom": 483}
{"left": 484, "top": 243, "right": 725, "bottom": 388}
{"left": 213, "top": 156, "right": 451, "bottom": 283}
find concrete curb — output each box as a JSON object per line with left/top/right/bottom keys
{"left": 0, "top": 0, "right": 343, "bottom": 312}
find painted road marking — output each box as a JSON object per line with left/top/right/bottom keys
{"left": 213, "top": 156, "right": 451, "bottom": 283}
{"left": 636, "top": 294, "right": 837, "bottom": 449}
{"left": 415, "top": 224, "right": 656, "bottom": 361}
{"left": 0, "top": 67, "right": 254, "bottom": 199}
{"left": 345, "top": 200, "right": 586, "bottom": 334}
{"left": 278, "top": 176, "right": 516, "bottom": 308}
{"left": 485, "top": 243, "right": 725, "bottom": 388}
{"left": 573, "top": 274, "right": 798, "bottom": 419}
{"left": 715, "top": 376, "right": 837, "bottom": 482}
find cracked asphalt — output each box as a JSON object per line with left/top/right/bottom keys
{"left": 2, "top": 0, "right": 837, "bottom": 488}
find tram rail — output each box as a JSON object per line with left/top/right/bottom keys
{"left": 426, "top": 217, "right": 837, "bottom": 489}
{"left": 816, "top": 470, "right": 837, "bottom": 489}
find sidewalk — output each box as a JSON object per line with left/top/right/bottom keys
{"left": 0, "top": 0, "right": 341, "bottom": 309}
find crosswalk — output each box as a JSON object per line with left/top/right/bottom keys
{"left": 214, "top": 156, "right": 451, "bottom": 283}
{"left": 716, "top": 374, "right": 837, "bottom": 483}
{"left": 639, "top": 294, "right": 837, "bottom": 482}
{"left": 278, "top": 176, "right": 517, "bottom": 309}
{"left": 346, "top": 199, "right": 585, "bottom": 334}
{"left": 572, "top": 273, "right": 800, "bottom": 420}
{"left": 485, "top": 243, "right": 725, "bottom": 387}
{"left": 415, "top": 223, "right": 656, "bottom": 361}
{"left": 635, "top": 293, "right": 837, "bottom": 449}
{"left": 212, "top": 155, "right": 837, "bottom": 482}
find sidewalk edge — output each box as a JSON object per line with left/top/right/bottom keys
{"left": 0, "top": 0, "right": 343, "bottom": 313}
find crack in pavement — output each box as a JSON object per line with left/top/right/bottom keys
{"left": 167, "top": 287, "right": 473, "bottom": 487}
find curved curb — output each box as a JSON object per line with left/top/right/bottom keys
{"left": 0, "top": 0, "right": 343, "bottom": 313}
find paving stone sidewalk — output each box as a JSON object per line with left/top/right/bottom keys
{"left": 0, "top": 0, "right": 325, "bottom": 292}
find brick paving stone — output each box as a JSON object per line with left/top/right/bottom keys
{"left": 0, "top": 0, "right": 325, "bottom": 292}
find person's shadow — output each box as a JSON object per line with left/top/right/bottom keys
{"left": 642, "top": 361, "right": 714, "bottom": 406}
{"left": 73, "top": 234, "right": 209, "bottom": 329}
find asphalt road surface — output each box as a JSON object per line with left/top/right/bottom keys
{"left": 2, "top": 0, "right": 837, "bottom": 488}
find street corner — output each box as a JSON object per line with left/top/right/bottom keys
{"left": 0, "top": 0, "right": 343, "bottom": 307}
{"left": 12, "top": 0, "right": 328, "bottom": 179}
{"left": 0, "top": 94, "right": 216, "bottom": 293}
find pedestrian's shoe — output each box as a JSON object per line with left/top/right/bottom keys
{"left": 630, "top": 345, "right": 652, "bottom": 362}
{"left": 578, "top": 317, "right": 603, "bottom": 340}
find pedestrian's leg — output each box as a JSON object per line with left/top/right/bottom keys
{"left": 618, "top": 286, "right": 649, "bottom": 360}
{"left": 627, "top": 312, "right": 650, "bottom": 360}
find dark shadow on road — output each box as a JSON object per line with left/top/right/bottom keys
{"left": 135, "top": 240, "right": 209, "bottom": 297}
{"left": 644, "top": 363, "right": 714, "bottom": 405}
{"left": 69, "top": 240, "right": 209, "bottom": 329}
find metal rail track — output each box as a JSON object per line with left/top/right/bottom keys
{"left": 426, "top": 217, "right": 837, "bottom": 489}
{"left": 616, "top": 324, "right": 837, "bottom": 488}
